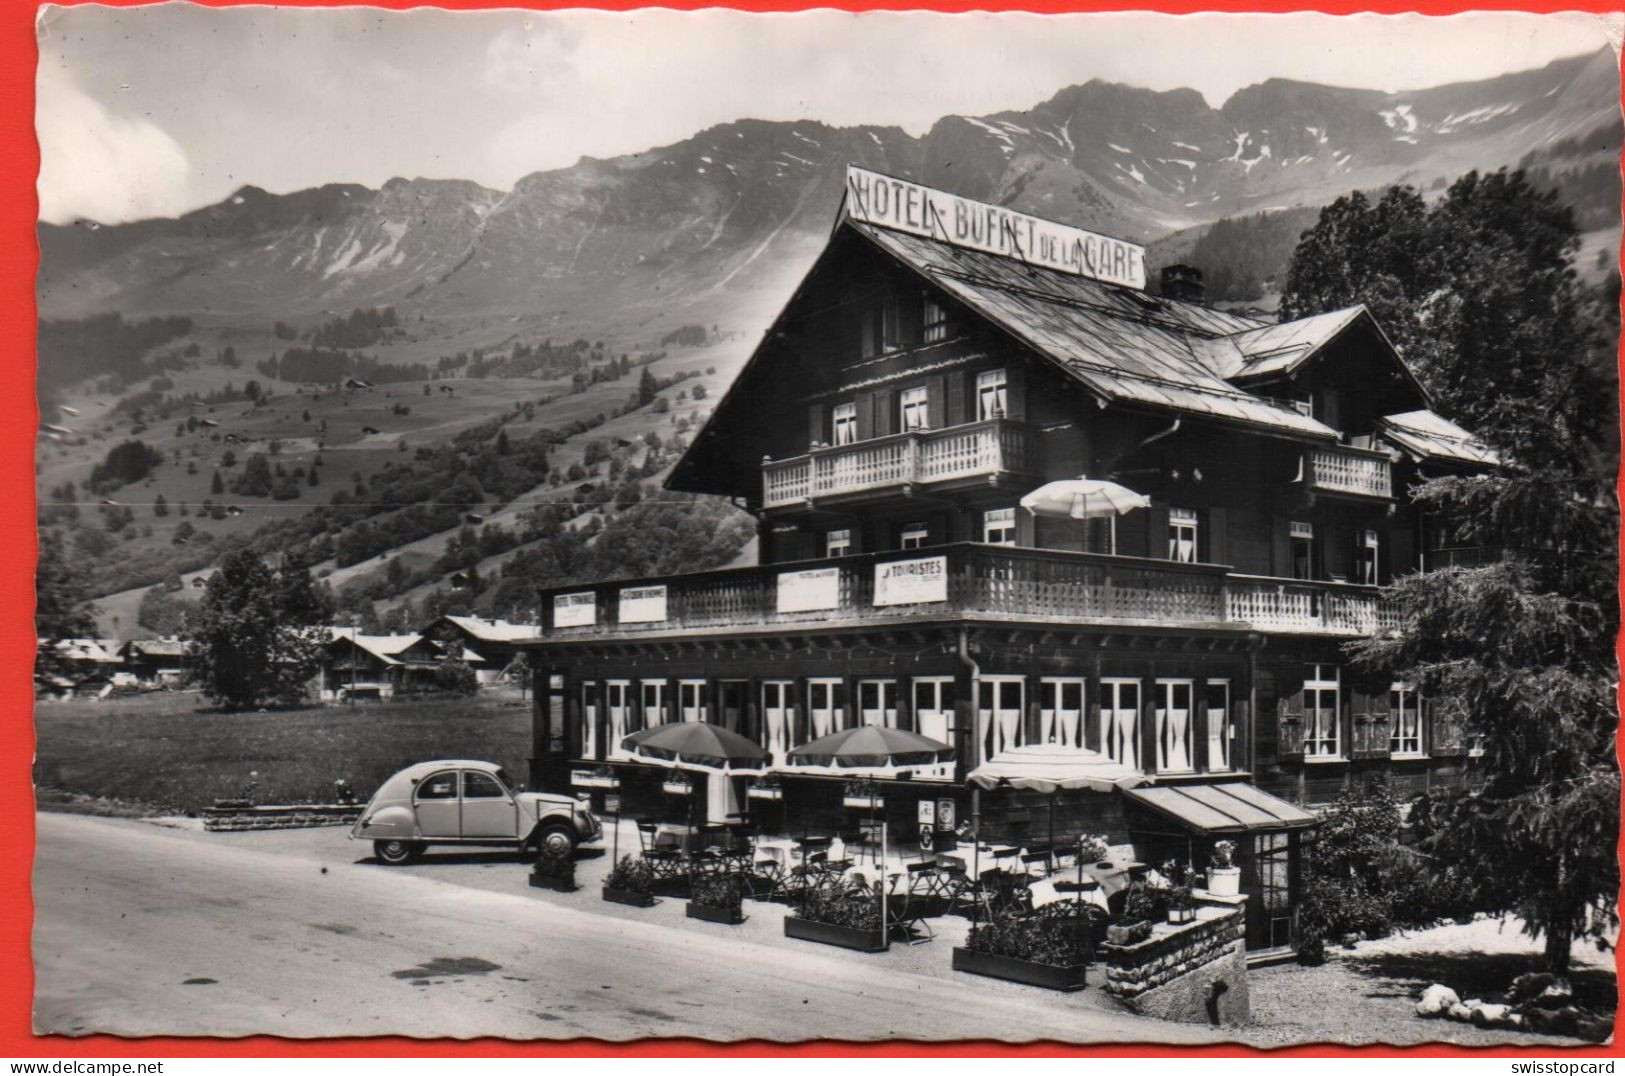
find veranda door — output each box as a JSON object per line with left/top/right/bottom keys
{"left": 913, "top": 679, "right": 953, "bottom": 744}
{"left": 1246, "top": 831, "right": 1296, "bottom": 952}
{"left": 978, "top": 677, "right": 1025, "bottom": 760}
{"left": 808, "top": 679, "right": 843, "bottom": 739}
{"left": 1099, "top": 679, "right": 1141, "bottom": 771}
{"left": 604, "top": 681, "right": 631, "bottom": 758}
{"left": 761, "top": 681, "right": 795, "bottom": 764}
{"left": 1039, "top": 677, "right": 1085, "bottom": 747}
{"left": 858, "top": 680, "right": 899, "bottom": 727}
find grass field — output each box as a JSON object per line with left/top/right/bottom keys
{"left": 33, "top": 691, "right": 533, "bottom": 815}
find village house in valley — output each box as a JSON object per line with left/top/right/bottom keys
{"left": 523, "top": 167, "right": 1497, "bottom": 958}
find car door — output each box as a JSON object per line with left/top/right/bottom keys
{"left": 413, "top": 770, "right": 461, "bottom": 838}
{"left": 459, "top": 769, "right": 519, "bottom": 839}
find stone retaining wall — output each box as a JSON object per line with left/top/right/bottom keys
{"left": 203, "top": 804, "right": 362, "bottom": 832}
{"left": 1103, "top": 899, "right": 1249, "bottom": 1025}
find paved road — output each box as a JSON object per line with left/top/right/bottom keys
{"left": 33, "top": 813, "right": 1222, "bottom": 1043}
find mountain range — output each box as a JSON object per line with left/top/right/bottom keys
{"left": 39, "top": 47, "right": 1622, "bottom": 339}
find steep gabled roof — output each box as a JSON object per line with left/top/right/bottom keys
{"left": 848, "top": 222, "right": 1338, "bottom": 442}
{"left": 429, "top": 615, "right": 538, "bottom": 643}
{"left": 328, "top": 628, "right": 424, "bottom": 665}
{"left": 1379, "top": 409, "right": 1500, "bottom": 467}
{"left": 1221, "top": 306, "right": 1368, "bottom": 379}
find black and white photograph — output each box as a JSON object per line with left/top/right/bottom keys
{"left": 31, "top": 3, "right": 1623, "bottom": 1047}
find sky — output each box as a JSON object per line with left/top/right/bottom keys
{"left": 36, "top": 5, "right": 1621, "bottom": 225}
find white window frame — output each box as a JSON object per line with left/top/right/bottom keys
{"left": 982, "top": 507, "right": 1016, "bottom": 546}
{"left": 603, "top": 679, "right": 632, "bottom": 757}
{"left": 1155, "top": 679, "right": 1196, "bottom": 774}
{"left": 831, "top": 403, "right": 858, "bottom": 446}
{"left": 976, "top": 369, "right": 1008, "bottom": 420}
{"left": 912, "top": 677, "right": 954, "bottom": 745}
{"left": 1205, "top": 680, "right": 1232, "bottom": 772}
{"left": 761, "top": 680, "right": 796, "bottom": 762}
{"left": 1099, "top": 678, "right": 1141, "bottom": 771}
{"left": 1389, "top": 682, "right": 1425, "bottom": 758}
{"left": 678, "top": 679, "right": 708, "bottom": 723}
{"left": 640, "top": 679, "right": 667, "bottom": 727}
{"left": 1290, "top": 521, "right": 1315, "bottom": 581}
{"left": 807, "top": 677, "right": 844, "bottom": 739}
{"left": 900, "top": 522, "right": 929, "bottom": 550}
{"left": 857, "top": 679, "right": 899, "bottom": 728}
{"left": 1358, "top": 529, "right": 1380, "bottom": 586}
{"left": 899, "top": 386, "right": 929, "bottom": 431}
{"left": 923, "top": 295, "right": 951, "bottom": 344}
{"left": 1304, "top": 664, "right": 1342, "bottom": 760}
{"left": 978, "top": 675, "right": 1026, "bottom": 759}
{"left": 583, "top": 679, "right": 600, "bottom": 760}
{"left": 1168, "top": 507, "right": 1198, "bottom": 564}
{"left": 1039, "top": 677, "right": 1086, "bottom": 748}
{"left": 826, "top": 528, "right": 852, "bottom": 558}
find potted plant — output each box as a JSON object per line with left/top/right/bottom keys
{"left": 686, "top": 874, "right": 747, "bottom": 925}
{"left": 1159, "top": 861, "right": 1198, "bottom": 925}
{"left": 747, "top": 773, "right": 783, "bottom": 801}
{"left": 1207, "top": 839, "right": 1241, "bottom": 897}
{"left": 662, "top": 772, "right": 694, "bottom": 797}
{"left": 1079, "top": 833, "right": 1111, "bottom": 867}
{"left": 841, "top": 777, "right": 884, "bottom": 811}
{"left": 601, "top": 855, "right": 658, "bottom": 908}
{"left": 953, "top": 903, "right": 1095, "bottom": 991}
{"left": 784, "top": 881, "right": 888, "bottom": 952}
{"left": 529, "top": 846, "right": 579, "bottom": 893}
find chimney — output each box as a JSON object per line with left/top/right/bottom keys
{"left": 1160, "top": 264, "right": 1205, "bottom": 305}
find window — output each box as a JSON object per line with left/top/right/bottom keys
{"left": 976, "top": 369, "right": 1008, "bottom": 420}
{"left": 1040, "top": 677, "right": 1085, "bottom": 747}
{"left": 583, "top": 680, "right": 599, "bottom": 759}
{"left": 462, "top": 771, "right": 508, "bottom": 799}
{"left": 979, "top": 676, "right": 1026, "bottom": 759}
{"left": 606, "top": 679, "right": 633, "bottom": 748}
{"left": 808, "top": 678, "right": 844, "bottom": 738}
{"left": 832, "top": 403, "right": 857, "bottom": 446}
{"left": 1358, "top": 529, "right": 1380, "bottom": 586}
{"left": 417, "top": 772, "right": 458, "bottom": 800}
{"left": 1168, "top": 507, "right": 1198, "bottom": 563}
{"left": 1390, "top": 683, "right": 1423, "bottom": 757}
{"left": 900, "top": 522, "right": 929, "bottom": 550}
{"left": 900, "top": 386, "right": 930, "bottom": 431}
{"left": 1290, "top": 521, "right": 1315, "bottom": 580}
{"left": 860, "top": 298, "right": 902, "bottom": 358}
{"left": 913, "top": 678, "right": 954, "bottom": 744}
{"left": 923, "top": 295, "right": 951, "bottom": 344}
{"left": 826, "top": 528, "right": 852, "bottom": 558}
{"left": 1305, "top": 664, "right": 1341, "bottom": 759}
{"left": 982, "top": 507, "right": 1016, "bottom": 546}
{"left": 1099, "top": 680, "right": 1140, "bottom": 771}
{"left": 640, "top": 679, "right": 666, "bottom": 726}
{"left": 1155, "top": 680, "right": 1195, "bottom": 773}
{"left": 858, "top": 680, "right": 899, "bottom": 727}
{"left": 1205, "top": 680, "right": 1232, "bottom": 772}
{"left": 761, "top": 681, "right": 795, "bottom": 760}
{"left": 678, "top": 679, "right": 708, "bottom": 723}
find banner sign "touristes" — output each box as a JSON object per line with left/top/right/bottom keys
{"left": 844, "top": 165, "right": 1147, "bottom": 290}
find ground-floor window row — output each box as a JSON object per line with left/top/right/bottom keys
{"left": 1273, "top": 668, "right": 1480, "bottom": 763}
{"left": 571, "top": 672, "right": 1249, "bottom": 775}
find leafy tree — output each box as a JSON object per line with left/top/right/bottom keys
{"left": 88, "top": 439, "right": 163, "bottom": 493}
{"left": 186, "top": 549, "right": 328, "bottom": 709}
{"left": 153, "top": 494, "right": 169, "bottom": 518}
{"left": 434, "top": 658, "right": 479, "bottom": 696}
{"left": 233, "top": 453, "right": 273, "bottom": 497}
{"left": 35, "top": 531, "right": 96, "bottom": 640}
{"left": 1293, "top": 170, "right": 1621, "bottom": 973}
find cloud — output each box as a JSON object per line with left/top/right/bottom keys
{"left": 36, "top": 61, "right": 192, "bottom": 224}
{"left": 482, "top": 17, "right": 580, "bottom": 94}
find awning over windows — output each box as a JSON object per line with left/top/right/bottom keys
{"left": 1123, "top": 782, "right": 1318, "bottom": 834}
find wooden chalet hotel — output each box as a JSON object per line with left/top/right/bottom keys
{"left": 526, "top": 166, "right": 1495, "bottom": 953}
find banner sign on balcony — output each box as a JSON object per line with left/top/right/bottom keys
{"left": 844, "top": 165, "right": 1147, "bottom": 290}
{"left": 618, "top": 585, "right": 669, "bottom": 624}
{"left": 777, "top": 567, "right": 840, "bottom": 614}
{"left": 553, "top": 591, "right": 597, "bottom": 628}
{"left": 874, "top": 556, "right": 948, "bottom": 607}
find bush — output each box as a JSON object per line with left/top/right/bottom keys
{"left": 433, "top": 660, "right": 478, "bottom": 696}
{"left": 967, "top": 903, "right": 1098, "bottom": 966}
{"left": 532, "top": 847, "right": 576, "bottom": 884}
{"left": 794, "top": 882, "right": 880, "bottom": 930}
{"left": 690, "top": 874, "right": 743, "bottom": 913}
{"left": 604, "top": 856, "right": 655, "bottom": 895}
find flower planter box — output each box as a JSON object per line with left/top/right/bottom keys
{"left": 842, "top": 796, "right": 884, "bottom": 811}
{"left": 686, "top": 902, "right": 747, "bottom": 925}
{"left": 747, "top": 787, "right": 784, "bottom": 801}
{"left": 1105, "top": 919, "right": 1153, "bottom": 947}
{"left": 784, "top": 916, "right": 889, "bottom": 952}
{"left": 662, "top": 782, "right": 694, "bottom": 796}
{"left": 601, "top": 886, "right": 657, "bottom": 908}
{"left": 952, "top": 947, "right": 1088, "bottom": 992}
{"left": 529, "top": 872, "right": 579, "bottom": 893}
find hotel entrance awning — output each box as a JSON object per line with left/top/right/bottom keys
{"left": 1123, "top": 782, "right": 1318, "bottom": 834}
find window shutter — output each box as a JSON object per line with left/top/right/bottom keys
{"left": 945, "top": 368, "right": 967, "bottom": 427}
{"left": 1430, "top": 696, "right": 1468, "bottom": 757}
{"left": 1367, "top": 684, "right": 1391, "bottom": 759}
{"left": 1349, "top": 682, "right": 1386, "bottom": 759}
{"left": 1003, "top": 364, "right": 1027, "bottom": 421}
{"left": 807, "top": 403, "right": 826, "bottom": 448}
{"left": 1205, "top": 506, "right": 1228, "bottom": 566}
{"left": 1230, "top": 698, "right": 1250, "bottom": 770}
{"left": 1148, "top": 503, "right": 1171, "bottom": 559}
{"left": 855, "top": 393, "right": 876, "bottom": 441}
{"left": 1276, "top": 664, "right": 1306, "bottom": 760}
{"left": 873, "top": 389, "right": 897, "bottom": 437}
{"left": 925, "top": 376, "right": 946, "bottom": 431}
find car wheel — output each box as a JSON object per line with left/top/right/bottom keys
{"left": 374, "top": 839, "right": 420, "bottom": 865}
{"left": 535, "top": 824, "right": 577, "bottom": 857}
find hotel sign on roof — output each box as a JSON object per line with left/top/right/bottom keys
{"left": 844, "top": 165, "right": 1147, "bottom": 291}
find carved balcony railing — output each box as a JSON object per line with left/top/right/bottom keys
{"left": 762, "top": 419, "right": 1031, "bottom": 509}
{"left": 1225, "top": 575, "right": 1401, "bottom": 636}
{"left": 1307, "top": 446, "right": 1393, "bottom": 499}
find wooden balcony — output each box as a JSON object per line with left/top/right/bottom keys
{"left": 540, "top": 544, "right": 1398, "bottom": 640}
{"left": 762, "top": 419, "right": 1032, "bottom": 509}
{"left": 1307, "top": 445, "right": 1393, "bottom": 499}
